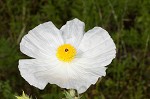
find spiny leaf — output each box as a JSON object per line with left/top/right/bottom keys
{"left": 15, "top": 91, "right": 31, "bottom": 99}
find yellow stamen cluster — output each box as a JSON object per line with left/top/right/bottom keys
{"left": 56, "top": 44, "right": 76, "bottom": 62}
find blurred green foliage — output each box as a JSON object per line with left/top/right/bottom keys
{"left": 0, "top": 0, "right": 150, "bottom": 99}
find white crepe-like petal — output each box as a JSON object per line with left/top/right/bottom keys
{"left": 19, "top": 58, "right": 68, "bottom": 89}
{"left": 79, "top": 27, "right": 116, "bottom": 60}
{"left": 66, "top": 61, "right": 107, "bottom": 93}
{"left": 60, "top": 18, "right": 85, "bottom": 48}
{"left": 20, "top": 21, "right": 64, "bottom": 59}
{"left": 19, "top": 59, "right": 49, "bottom": 89}
{"left": 78, "top": 27, "right": 116, "bottom": 67}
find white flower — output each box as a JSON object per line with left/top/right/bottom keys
{"left": 19, "top": 18, "right": 116, "bottom": 94}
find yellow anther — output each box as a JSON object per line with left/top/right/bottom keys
{"left": 56, "top": 44, "right": 76, "bottom": 62}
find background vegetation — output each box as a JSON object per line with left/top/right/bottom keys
{"left": 0, "top": 0, "right": 149, "bottom": 99}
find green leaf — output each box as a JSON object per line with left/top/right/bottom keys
{"left": 15, "top": 91, "right": 31, "bottom": 99}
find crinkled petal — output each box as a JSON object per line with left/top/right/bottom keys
{"left": 60, "top": 18, "right": 85, "bottom": 48}
{"left": 19, "top": 58, "right": 66, "bottom": 89}
{"left": 19, "top": 59, "right": 49, "bottom": 89}
{"left": 78, "top": 27, "right": 116, "bottom": 63}
{"left": 64, "top": 61, "right": 107, "bottom": 93}
{"left": 20, "top": 21, "right": 64, "bottom": 59}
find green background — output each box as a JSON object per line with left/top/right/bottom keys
{"left": 0, "top": 0, "right": 149, "bottom": 99}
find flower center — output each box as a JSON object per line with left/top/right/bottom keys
{"left": 56, "top": 44, "right": 76, "bottom": 62}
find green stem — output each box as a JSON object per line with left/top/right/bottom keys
{"left": 63, "top": 89, "right": 80, "bottom": 99}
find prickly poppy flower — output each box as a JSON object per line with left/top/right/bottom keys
{"left": 19, "top": 18, "right": 116, "bottom": 93}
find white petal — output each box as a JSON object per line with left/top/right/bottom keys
{"left": 67, "top": 62, "right": 107, "bottom": 93}
{"left": 19, "top": 59, "right": 49, "bottom": 89}
{"left": 19, "top": 58, "right": 67, "bottom": 89}
{"left": 60, "top": 18, "right": 85, "bottom": 48}
{"left": 20, "top": 21, "right": 64, "bottom": 59}
{"left": 78, "top": 27, "right": 116, "bottom": 66}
